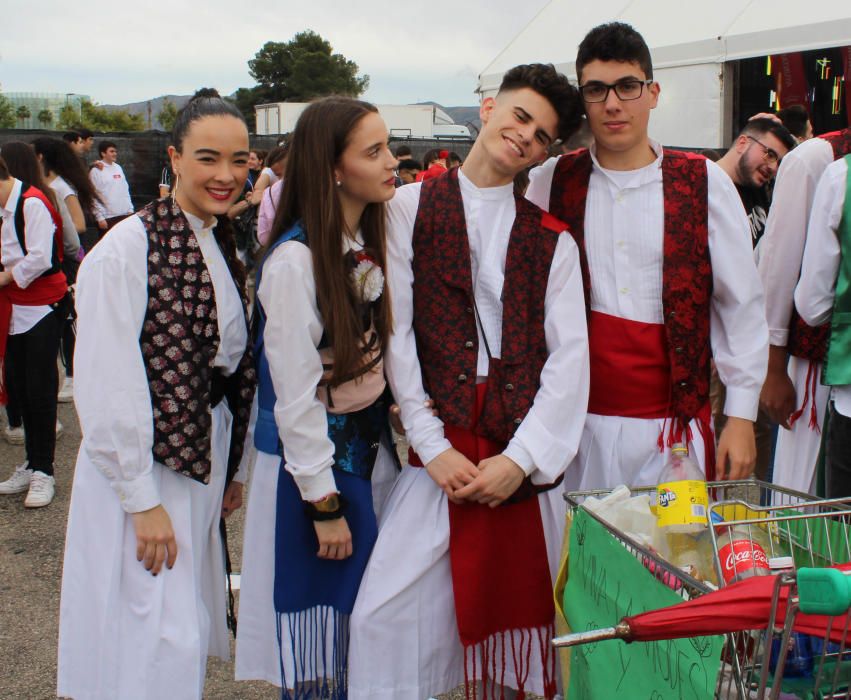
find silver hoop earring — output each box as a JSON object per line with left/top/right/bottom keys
{"left": 335, "top": 180, "right": 342, "bottom": 187}
{"left": 171, "top": 174, "right": 180, "bottom": 205}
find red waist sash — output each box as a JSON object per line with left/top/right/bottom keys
{"left": 409, "top": 383, "right": 557, "bottom": 698}
{"left": 587, "top": 310, "right": 716, "bottom": 480}
{"left": 0, "top": 272, "right": 67, "bottom": 403}
{"left": 588, "top": 310, "right": 671, "bottom": 416}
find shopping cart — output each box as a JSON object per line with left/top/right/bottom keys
{"left": 557, "top": 481, "right": 851, "bottom": 699}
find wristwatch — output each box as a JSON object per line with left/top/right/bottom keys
{"left": 304, "top": 492, "right": 347, "bottom": 521}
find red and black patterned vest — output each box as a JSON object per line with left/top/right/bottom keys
{"left": 138, "top": 199, "right": 256, "bottom": 485}
{"left": 411, "top": 168, "right": 565, "bottom": 443}
{"left": 549, "top": 148, "right": 712, "bottom": 424}
{"left": 787, "top": 128, "right": 851, "bottom": 362}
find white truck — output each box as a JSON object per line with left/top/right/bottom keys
{"left": 254, "top": 102, "right": 471, "bottom": 138}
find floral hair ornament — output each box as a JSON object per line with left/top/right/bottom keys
{"left": 351, "top": 251, "right": 384, "bottom": 303}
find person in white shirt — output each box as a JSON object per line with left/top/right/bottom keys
{"left": 349, "top": 63, "right": 590, "bottom": 700}
{"left": 0, "top": 155, "right": 68, "bottom": 508}
{"left": 525, "top": 22, "right": 768, "bottom": 490}
{"left": 757, "top": 127, "right": 851, "bottom": 494}
{"left": 89, "top": 140, "right": 133, "bottom": 234}
{"left": 57, "top": 89, "right": 256, "bottom": 700}
{"left": 795, "top": 154, "right": 851, "bottom": 497}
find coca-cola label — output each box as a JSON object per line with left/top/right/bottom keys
{"left": 718, "top": 538, "right": 770, "bottom": 583}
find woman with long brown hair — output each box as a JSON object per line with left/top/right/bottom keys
{"left": 235, "top": 96, "right": 398, "bottom": 697}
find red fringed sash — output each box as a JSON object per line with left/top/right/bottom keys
{"left": 789, "top": 359, "right": 822, "bottom": 432}
{"left": 409, "top": 383, "right": 557, "bottom": 699}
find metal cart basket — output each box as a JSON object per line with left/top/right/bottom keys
{"left": 558, "top": 480, "right": 851, "bottom": 699}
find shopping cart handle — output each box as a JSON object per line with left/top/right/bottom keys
{"left": 797, "top": 568, "right": 851, "bottom": 616}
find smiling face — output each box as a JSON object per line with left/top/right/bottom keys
{"left": 247, "top": 151, "right": 261, "bottom": 170}
{"left": 478, "top": 87, "right": 558, "bottom": 179}
{"left": 334, "top": 111, "right": 397, "bottom": 215}
{"left": 579, "top": 59, "right": 659, "bottom": 168}
{"left": 169, "top": 114, "right": 250, "bottom": 222}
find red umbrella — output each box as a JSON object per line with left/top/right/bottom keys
{"left": 553, "top": 563, "right": 851, "bottom": 648}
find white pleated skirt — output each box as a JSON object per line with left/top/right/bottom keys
{"left": 57, "top": 403, "right": 232, "bottom": 700}
{"left": 347, "top": 464, "right": 566, "bottom": 700}
{"left": 234, "top": 437, "right": 399, "bottom": 687}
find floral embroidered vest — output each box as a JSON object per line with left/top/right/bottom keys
{"left": 411, "top": 168, "right": 565, "bottom": 443}
{"left": 787, "top": 128, "right": 851, "bottom": 362}
{"left": 549, "top": 148, "right": 712, "bottom": 424}
{"left": 138, "top": 199, "right": 256, "bottom": 485}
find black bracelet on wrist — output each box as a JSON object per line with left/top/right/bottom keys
{"left": 304, "top": 493, "right": 347, "bottom": 521}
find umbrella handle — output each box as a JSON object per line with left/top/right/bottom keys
{"left": 797, "top": 568, "right": 851, "bottom": 616}
{"left": 552, "top": 621, "right": 632, "bottom": 648}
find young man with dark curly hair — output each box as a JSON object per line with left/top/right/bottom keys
{"left": 527, "top": 22, "right": 768, "bottom": 491}
{"left": 349, "top": 63, "right": 589, "bottom": 700}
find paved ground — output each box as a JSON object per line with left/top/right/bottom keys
{"left": 0, "top": 400, "right": 497, "bottom": 699}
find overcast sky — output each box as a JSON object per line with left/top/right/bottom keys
{"left": 1, "top": 1, "right": 552, "bottom": 106}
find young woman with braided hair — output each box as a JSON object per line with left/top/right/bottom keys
{"left": 58, "top": 88, "right": 256, "bottom": 700}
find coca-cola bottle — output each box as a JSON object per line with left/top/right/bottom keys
{"left": 716, "top": 522, "right": 771, "bottom": 584}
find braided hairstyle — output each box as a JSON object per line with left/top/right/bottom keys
{"left": 171, "top": 88, "right": 248, "bottom": 293}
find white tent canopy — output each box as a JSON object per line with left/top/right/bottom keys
{"left": 478, "top": 0, "right": 851, "bottom": 147}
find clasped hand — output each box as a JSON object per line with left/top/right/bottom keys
{"left": 425, "top": 448, "right": 525, "bottom": 507}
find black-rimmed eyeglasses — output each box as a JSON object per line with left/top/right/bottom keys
{"left": 579, "top": 79, "right": 654, "bottom": 103}
{"left": 745, "top": 135, "right": 781, "bottom": 165}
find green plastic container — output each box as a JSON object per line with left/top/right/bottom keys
{"left": 797, "top": 568, "right": 851, "bottom": 616}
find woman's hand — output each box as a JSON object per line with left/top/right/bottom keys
{"left": 131, "top": 504, "right": 178, "bottom": 575}
{"left": 313, "top": 517, "right": 352, "bottom": 560}
{"left": 0, "top": 271, "right": 13, "bottom": 288}
{"left": 221, "top": 481, "right": 243, "bottom": 519}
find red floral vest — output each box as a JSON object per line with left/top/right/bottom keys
{"left": 787, "top": 128, "right": 851, "bottom": 362}
{"left": 549, "top": 148, "right": 712, "bottom": 424}
{"left": 138, "top": 199, "right": 256, "bottom": 485}
{"left": 411, "top": 168, "right": 564, "bottom": 443}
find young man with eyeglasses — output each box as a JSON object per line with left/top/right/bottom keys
{"left": 757, "top": 123, "right": 851, "bottom": 494}
{"left": 716, "top": 118, "right": 796, "bottom": 249}
{"left": 711, "top": 118, "right": 795, "bottom": 482}
{"left": 526, "top": 21, "right": 768, "bottom": 490}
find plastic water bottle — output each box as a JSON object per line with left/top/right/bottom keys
{"left": 656, "top": 444, "right": 711, "bottom": 581}
{"left": 768, "top": 556, "right": 813, "bottom": 678}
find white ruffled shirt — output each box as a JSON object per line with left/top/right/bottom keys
{"left": 74, "top": 212, "right": 248, "bottom": 513}
{"left": 385, "top": 168, "right": 590, "bottom": 483}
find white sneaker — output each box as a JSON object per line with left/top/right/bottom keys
{"left": 4, "top": 425, "right": 24, "bottom": 445}
{"left": 0, "top": 462, "right": 32, "bottom": 494}
{"left": 24, "top": 471, "right": 55, "bottom": 508}
{"left": 56, "top": 419, "right": 63, "bottom": 439}
{"left": 58, "top": 377, "right": 74, "bottom": 403}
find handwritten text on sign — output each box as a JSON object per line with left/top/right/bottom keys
{"left": 563, "top": 509, "right": 723, "bottom": 700}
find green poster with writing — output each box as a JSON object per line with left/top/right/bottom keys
{"left": 563, "top": 509, "right": 724, "bottom": 700}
